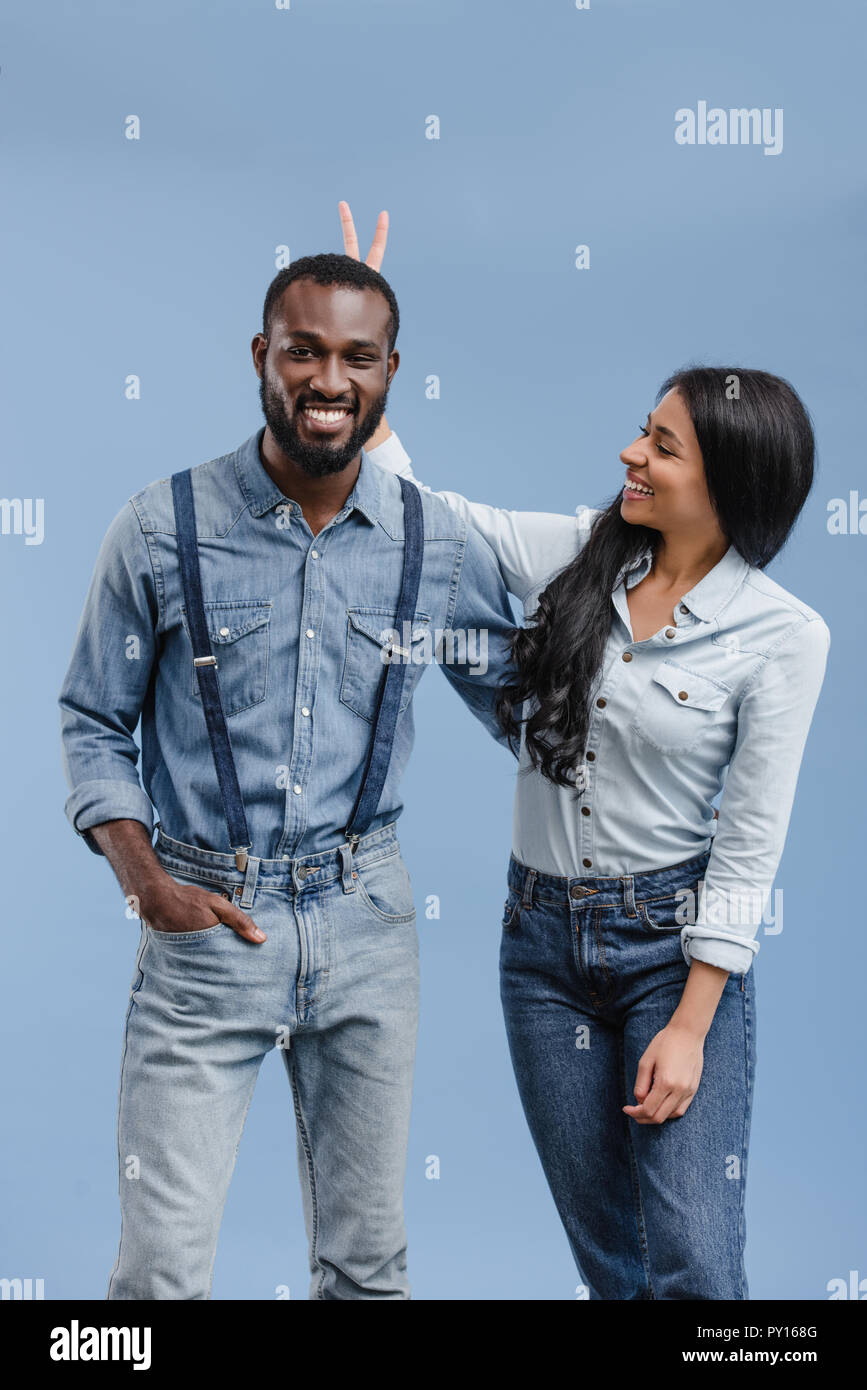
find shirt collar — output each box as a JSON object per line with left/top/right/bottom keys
{"left": 617, "top": 542, "right": 751, "bottom": 622}
{"left": 234, "top": 427, "right": 380, "bottom": 526}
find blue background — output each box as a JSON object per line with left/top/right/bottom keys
{"left": 1, "top": 0, "right": 863, "bottom": 1300}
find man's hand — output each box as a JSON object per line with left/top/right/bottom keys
{"left": 339, "top": 200, "right": 388, "bottom": 270}
{"left": 138, "top": 875, "right": 266, "bottom": 943}
{"left": 622, "top": 1021, "right": 705, "bottom": 1125}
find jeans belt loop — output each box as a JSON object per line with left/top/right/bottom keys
{"left": 339, "top": 841, "right": 356, "bottom": 894}
{"left": 239, "top": 856, "right": 260, "bottom": 910}
{"left": 623, "top": 874, "right": 637, "bottom": 918}
{"left": 521, "top": 868, "right": 537, "bottom": 910}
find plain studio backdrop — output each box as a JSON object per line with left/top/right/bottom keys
{"left": 0, "top": 0, "right": 862, "bottom": 1300}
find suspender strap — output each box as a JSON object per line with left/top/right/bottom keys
{"left": 344, "top": 474, "right": 425, "bottom": 848}
{"left": 170, "top": 467, "right": 424, "bottom": 867}
{"left": 170, "top": 469, "right": 253, "bottom": 870}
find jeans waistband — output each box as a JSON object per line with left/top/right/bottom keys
{"left": 507, "top": 848, "right": 712, "bottom": 911}
{"left": 154, "top": 821, "right": 401, "bottom": 907}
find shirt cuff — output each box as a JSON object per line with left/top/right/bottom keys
{"left": 680, "top": 925, "right": 759, "bottom": 976}
{"left": 366, "top": 430, "right": 414, "bottom": 478}
{"left": 64, "top": 780, "right": 155, "bottom": 857}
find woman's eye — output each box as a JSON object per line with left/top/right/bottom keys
{"left": 638, "top": 425, "right": 672, "bottom": 456}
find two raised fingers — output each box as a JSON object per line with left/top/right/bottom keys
{"left": 339, "top": 200, "right": 388, "bottom": 271}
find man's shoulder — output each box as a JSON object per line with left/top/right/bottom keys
{"left": 128, "top": 445, "right": 243, "bottom": 536}
{"left": 372, "top": 464, "right": 469, "bottom": 543}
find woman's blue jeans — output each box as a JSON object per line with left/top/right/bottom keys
{"left": 499, "top": 849, "right": 756, "bottom": 1300}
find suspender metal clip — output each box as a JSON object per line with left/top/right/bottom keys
{"left": 234, "top": 846, "right": 249, "bottom": 872}
{"left": 194, "top": 655, "right": 218, "bottom": 668}
{"left": 345, "top": 831, "right": 360, "bottom": 855}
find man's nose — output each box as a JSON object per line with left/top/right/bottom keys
{"left": 309, "top": 359, "right": 351, "bottom": 397}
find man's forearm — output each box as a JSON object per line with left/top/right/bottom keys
{"left": 88, "top": 819, "right": 169, "bottom": 909}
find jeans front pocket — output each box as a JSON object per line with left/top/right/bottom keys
{"left": 147, "top": 868, "right": 240, "bottom": 941}
{"left": 354, "top": 851, "right": 417, "bottom": 924}
{"left": 501, "top": 889, "right": 522, "bottom": 932}
{"left": 180, "top": 598, "right": 272, "bottom": 717}
{"left": 638, "top": 891, "right": 691, "bottom": 933}
{"left": 340, "top": 607, "right": 432, "bottom": 723}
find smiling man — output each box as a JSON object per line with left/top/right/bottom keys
{"left": 58, "top": 253, "right": 515, "bottom": 1300}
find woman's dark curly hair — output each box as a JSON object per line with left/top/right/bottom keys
{"left": 495, "top": 365, "right": 816, "bottom": 789}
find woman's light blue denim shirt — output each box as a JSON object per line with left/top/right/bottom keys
{"left": 370, "top": 431, "right": 830, "bottom": 977}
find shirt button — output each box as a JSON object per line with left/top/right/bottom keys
{"left": 678, "top": 690, "right": 688, "bottom": 701}
{"left": 585, "top": 751, "right": 596, "bottom": 762}
{"left": 305, "top": 629, "right": 315, "bottom": 639}
{"left": 301, "top": 706, "right": 310, "bottom": 717}
{"left": 219, "top": 626, "right": 230, "bottom": 637}
{"left": 581, "top": 806, "right": 590, "bottom": 817}
{"left": 311, "top": 549, "right": 319, "bottom": 559}
{"left": 679, "top": 604, "right": 689, "bottom": 614}
{"left": 582, "top": 858, "right": 593, "bottom": 869}
{"left": 282, "top": 854, "right": 290, "bottom": 861}
{"left": 622, "top": 651, "right": 632, "bottom": 662}
{"left": 293, "top": 784, "right": 302, "bottom": 795}
{"left": 665, "top": 628, "right": 676, "bottom": 639}
{"left": 596, "top": 698, "right": 606, "bottom": 708}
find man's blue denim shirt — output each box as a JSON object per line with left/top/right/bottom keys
{"left": 59, "top": 429, "right": 515, "bottom": 860}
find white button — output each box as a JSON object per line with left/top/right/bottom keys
{"left": 311, "top": 549, "right": 319, "bottom": 559}
{"left": 282, "top": 854, "right": 290, "bottom": 861}
{"left": 219, "top": 626, "right": 230, "bottom": 637}
{"left": 301, "top": 707, "right": 310, "bottom": 717}
{"left": 293, "top": 784, "right": 302, "bottom": 795}
{"left": 305, "top": 629, "right": 315, "bottom": 638}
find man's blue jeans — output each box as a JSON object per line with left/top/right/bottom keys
{"left": 499, "top": 849, "right": 757, "bottom": 1300}
{"left": 108, "top": 822, "right": 419, "bottom": 1300}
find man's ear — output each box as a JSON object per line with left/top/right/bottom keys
{"left": 386, "top": 348, "right": 400, "bottom": 388}
{"left": 251, "top": 333, "right": 268, "bottom": 375}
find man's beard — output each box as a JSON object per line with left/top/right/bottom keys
{"left": 258, "top": 369, "right": 389, "bottom": 478}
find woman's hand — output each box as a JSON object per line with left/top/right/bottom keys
{"left": 339, "top": 200, "right": 388, "bottom": 270}
{"left": 623, "top": 1021, "right": 705, "bottom": 1124}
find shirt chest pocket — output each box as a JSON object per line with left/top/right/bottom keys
{"left": 180, "top": 599, "right": 272, "bottom": 718}
{"left": 340, "top": 606, "right": 432, "bottom": 724}
{"left": 631, "top": 659, "right": 731, "bottom": 754}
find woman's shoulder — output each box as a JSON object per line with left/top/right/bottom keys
{"left": 737, "top": 564, "right": 829, "bottom": 653}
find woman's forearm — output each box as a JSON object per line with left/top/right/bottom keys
{"left": 670, "top": 959, "right": 731, "bottom": 1038}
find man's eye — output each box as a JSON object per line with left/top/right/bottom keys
{"left": 287, "top": 347, "right": 313, "bottom": 357}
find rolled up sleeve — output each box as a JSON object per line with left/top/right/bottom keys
{"left": 58, "top": 500, "right": 159, "bottom": 856}
{"left": 681, "top": 615, "right": 830, "bottom": 974}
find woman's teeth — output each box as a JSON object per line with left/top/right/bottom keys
{"left": 625, "top": 481, "right": 654, "bottom": 495}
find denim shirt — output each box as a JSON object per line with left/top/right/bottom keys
{"left": 370, "top": 431, "right": 831, "bottom": 976}
{"left": 59, "top": 428, "right": 515, "bottom": 863}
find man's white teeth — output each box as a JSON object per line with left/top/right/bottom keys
{"left": 305, "top": 408, "right": 350, "bottom": 423}
{"left": 626, "top": 480, "right": 654, "bottom": 495}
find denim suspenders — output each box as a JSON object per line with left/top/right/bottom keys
{"left": 169, "top": 467, "right": 424, "bottom": 871}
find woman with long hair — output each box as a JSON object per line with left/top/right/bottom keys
{"left": 343, "top": 208, "right": 830, "bottom": 1300}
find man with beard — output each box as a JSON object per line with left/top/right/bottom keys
{"left": 58, "top": 253, "right": 514, "bottom": 1300}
